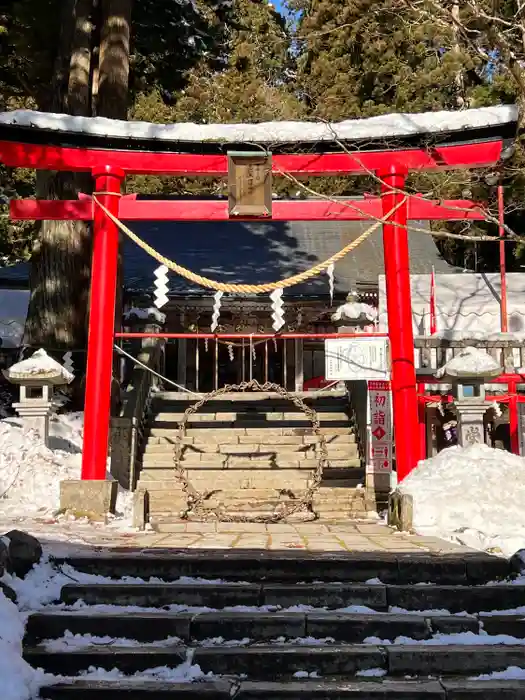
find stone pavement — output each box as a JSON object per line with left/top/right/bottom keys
{"left": 0, "top": 516, "right": 476, "bottom": 556}
{"left": 129, "top": 521, "right": 473, "bottom": 554}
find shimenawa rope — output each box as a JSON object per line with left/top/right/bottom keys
{"left": 93, "top": 196, "right": 407, "bottom": 294}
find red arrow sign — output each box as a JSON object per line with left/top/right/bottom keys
{"left": 372, "top": 426, "right": 386, "bottom": 440}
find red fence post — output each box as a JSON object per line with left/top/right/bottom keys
{"left": 417, "top": 384, "right": 427, "bottom": 462}
{"left": 508, "top": 379, "right": 520, "bottom": 455}
{"left": 81, "top": 165, "right": 124, "bottom": 480}
{"left": 380, "top": 165, "right": 420, "bottom": 481}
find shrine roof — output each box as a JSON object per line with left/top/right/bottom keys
{"left": 0, "top": 215, "right": 456, "bottom": 297}
{"left": 0, "top": 105, "right": 517, "bottom": 154}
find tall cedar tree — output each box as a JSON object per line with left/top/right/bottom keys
{"left": 290, "top": 0, "right": 522, "bottom": 269}
{"left": 129, "top": 0, "right": 302, "bottom": 196}
{"left": 0, "top": 0, "right": 230, "bottom": 350}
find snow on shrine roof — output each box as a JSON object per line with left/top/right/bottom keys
{"left": 0, "top": 105, "right": 517, "bottom": 149}
{"left": 0, "top": 213, "right": 454, "bottom": 297}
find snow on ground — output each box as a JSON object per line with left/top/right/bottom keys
{"left": 0, "top": 104, "right": 517, "bottom": 144}
{"left": 0, "top": 411, "right": 132, "bottom": 527}
{"left": 0, "top": 589, "right": 47, "bottom": 700}
{"left": 399, "top": 444, "right": 525, "bottom": 556}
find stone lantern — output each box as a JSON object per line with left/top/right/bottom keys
{"left": 331, "top": 291, "right": 378, "bottom": 333}
{"left": 435, "top": 346, "right": 502, "bottom": 447}
{"left": 3, "top": 349, "right": 74, "bottom": 446}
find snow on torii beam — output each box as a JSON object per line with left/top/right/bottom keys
{"left": 0, "top": 105, "right": 516, "bottom": 490}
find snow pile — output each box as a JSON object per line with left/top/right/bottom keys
{"left": 0, "top": 418, "right": 81, "bottom": 516}
{"left": 4, "top": 349, "right": 73, "bottom": 384}
{"left": 0, "top": 590, "right": 45, "bottom": 700}
{"left": 0, "top": 104, "right": 517, "bottom": 144}
{"left": 399, "top": 444, "right": 525, "bottom": 556}
{"left": 435, "top": 346, "right": 501, "bottom": 379}
{"left": 0, "top": 412, "right": 132, "bottom": 524}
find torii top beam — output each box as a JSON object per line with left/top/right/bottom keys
{"left": 0, "top": 105, "right": 517, "bottom": 177}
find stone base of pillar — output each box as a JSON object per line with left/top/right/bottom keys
{"left": 59, "top": 479, "right": 117, "bottom": 521}
{"left": 132, "top": 488, "right": 148, "bottom": 530}
{"left": 388, "top": 489, "right": 414, "bottom": 531}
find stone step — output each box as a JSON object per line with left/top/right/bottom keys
{"left": 141, "top": 456, "right": 360, "bottom": 468}
{"left": 154, "top": 390, "right": 347, "bottom": 402}
{"left": 57, "top": 582, "right": 525, "bottom": 612}
{"left": 147, "top": 435, "right": 356, "bottom": 446}
{"left": 151, "top": 422, "right": 352, "bottom": 432}
{"left": 26, "top": 610, "right": 480, "bottom": 646}
{"left": 139, "top": 470, "right": 311, "bottom": 489}
{"left": 153, "top": 403, "right": 350, "bottom": 414}
{"left": 145, "top": 485, "right": 365, "bottom": 504}
{"left": 144, "top": 443, "right": 359, "bottom": 457}
{"left": 51, "top": 552, "right": 509, "bottom": 585}
{"left": 150, "top": 427, "right": 355, "bottom": 438}
{"left": 144, "top": 489, "right": 367, "bottom": 519}
{"left": 38, "top": 679, "right": 525, "bottom": 700}
{"left": 25, "top": 642, "right": 525, "bottom": 678}
{"left": 153, "top": 411, "right": 350, "bottom": 423}
{"left": 40, "top": 679, "right": 233, "bottom": 700}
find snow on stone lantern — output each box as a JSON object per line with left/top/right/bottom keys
{"left": 331, "top": 291, "right": 378, "bottom": 333}
{"left": 3, "top": 349, "right": 74, "bottom": 446}
{"left": 435, "top": 346, "right": 502, "bottom": 447}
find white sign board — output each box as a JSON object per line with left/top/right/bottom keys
{"left": 366, "top": 380, "right": 393, "bottom": 474}
{"left": 325, "top": 337, "right": 389, "bottom": 381}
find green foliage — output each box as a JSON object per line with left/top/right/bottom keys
{"left": 1, "top": 0, "right": 525, "bottom": 272}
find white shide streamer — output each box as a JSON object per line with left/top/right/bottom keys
{"left": 270, "top": 288, "right": 285, "bottom": 332}
{"left": 153, "top": 265, "right": 169, "bottom": 309}
{"left": 327, "top": 263, "right": 335, "bottom": 306}
{"left": 211, "top": 291, "right": 223, "bottom": 332}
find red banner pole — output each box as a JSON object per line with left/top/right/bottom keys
{"left": 81, "top": 166, "right": 124, "bottom": 481}
{"left": 380, "top": 166, "right": 419, "bottom": 481}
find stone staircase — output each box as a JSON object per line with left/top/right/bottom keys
{"left": 136, "top": 391, "right": 371, "bottom": 529}
{"left": 30, "top": 549, "right": 525, "bottom": 698}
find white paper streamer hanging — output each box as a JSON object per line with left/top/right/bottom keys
{"left": 204, "top": 338, "right": 209, "bottom": 352}
{"left": 153, "top": 265, "right": 169, "bottom": 309}
{"left": 327, "top": 263, "right": 335, "bottom": 306}
{"left": 228, "top": 344, "right": 234, "bottom": 361}
{"left": 211, "top": 291, "right": 223, "bottom": 332}
{"left": 62, "top": 351, "right": 74, "bottom": 375}
{"left": 270, "top": 287, "right": 284, "bottom": 332}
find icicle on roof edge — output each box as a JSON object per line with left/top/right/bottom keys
{"left": 0, "top": 104, "right": 518, "bottom": 144}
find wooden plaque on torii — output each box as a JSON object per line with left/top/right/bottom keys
{"left": 227, "top": 151, "right": 272, "bottom": 218}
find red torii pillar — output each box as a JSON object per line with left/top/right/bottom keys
{"left": 81, "top": 166, "right": 124, "bottom": 481}
{"left": 380, "top": 166, "right": 419, "bottom": 480}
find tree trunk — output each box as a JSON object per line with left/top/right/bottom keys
{"left": 96, "top": 0, "right": 132, "bottom": 119}
{"left": 96, "top": 0, "right": 133, "bottom": 375}
{"left": 23, "top": 0, "right": 95, "bottom": 353}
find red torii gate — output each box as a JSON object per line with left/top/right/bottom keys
{"left": 0, "top": 119, "right": 508, "bottom": 486}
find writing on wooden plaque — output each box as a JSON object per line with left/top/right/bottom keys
{"left": 228, "top": 151, "right": 272, "bottom": 218}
